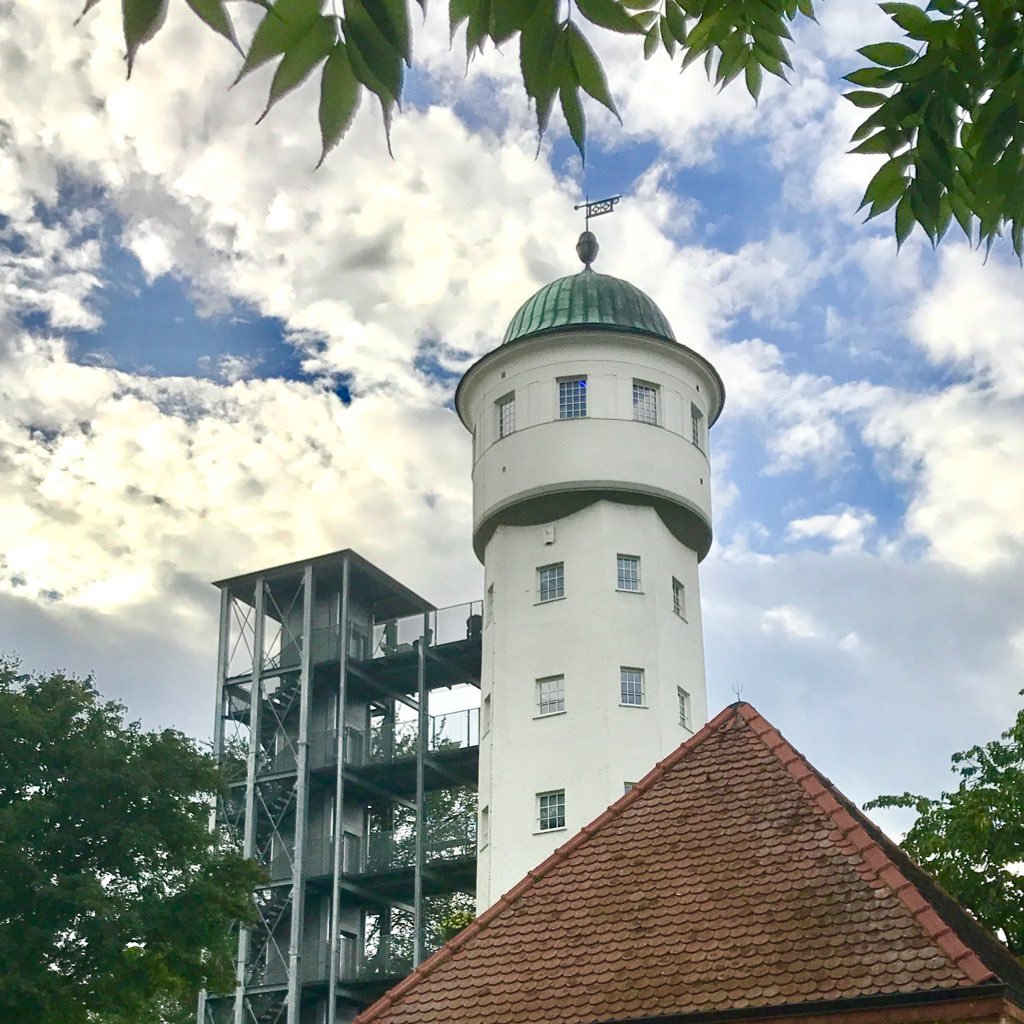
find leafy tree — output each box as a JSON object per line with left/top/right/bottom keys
{"left": 866, "top": 698, "right": 1024, "bottom": 954}
{"left": 75, "top": 0, "right": 1024, "bottom": 256}
{"left": 0, "top": 656, "right": 263, "bottom": 1024}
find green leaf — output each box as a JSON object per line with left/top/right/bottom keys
{"left": 860, "top": 155, "right": 907, "bottom": 210}
{"left": 363, "top": 0, "right": 412, "bottom": 63}
{"left": 750, "top": 28, "right": 792, "bottom": 67}
{"left": 559, "top": 81, "right": 587, "bottom": 157}
{"left": 856, "top": 40, "right": 918, "bottom": 66}
{"left": 317, "top": 41, "right": 362, "bottom": 167}
{"left": 344, "top": 0, "right": 404, "bottom": 105}
{"left": 744, "top": 54, "right": 763, "bottom": 100}
{"left": 894, "top": 191, "right": 914, "bottom": 246}
{"left": 236, "top": 0, "right": 323, "bottom": 83}
{"left": 849, "top": 128, "right": 902, "bottom": 154}
{"left": 74, "top": 0, "right": 104, "bottom": 26}
{"left": 643, "top": 22, "right": 660, "bottom": 56}
{"left": 575, "top": 0, "right": 645, "bottom": 34}
{"left": 465, "top": 0, "right": 492, "bottom": 56}
{"left": 879, "top": 2, "right": 932, "bottom": 38}
{"left": 492, "top": 0, "right": 541, "bottom": 43}
{"left": 660, "top": 17, "right": 678, "bottom": 55}
{"left": 665, "top": 0, "right": 687, "bottom": 42}
{"left": 519, "top": 0, "right": 560, "bottom": 138}
{"left": 796, "top": 0, "right": 816, "bottom": 20}
{"left": 258, "top": 15, "right": 335, "bottom": 122}
{"left": 844, "top": 89, "right": 886, "bottom": 107}
{"left": 566, "top": 22, "right": 621, "bottom": 120}
{"left": 184, "top": 0, "right": 241, "bottom": 52}
{"left": 450, "top": 0, "right": 481, "bottom": 40}
{"left": 843, "top": 65, "right": 891, "bottom": 86}
{"left": 123, "top": 0, "right": 169, "bottom": 77}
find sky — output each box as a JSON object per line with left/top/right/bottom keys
{"left": 2, "top": 0, "right": 1023, "bottom": 837}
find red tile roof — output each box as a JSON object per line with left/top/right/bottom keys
{"left": 356, "top": 703, "right": 1024, "bottom": 1024}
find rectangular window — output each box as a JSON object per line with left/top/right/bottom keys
{"left": 691, "top": 403, "right": 705, "bottom": 450}
{"left": 536, "top": 675, "right": 565, "bottom": 716}
{"left": 497, "top": 392, "right": 515, "bottom": 438}
{"left": 620, "top": 667, "right": 645, "bottom": 706}
{"left": 672, "top": 577, "right": 686, "bottom": 619}
{"left": 482, "top": 694, "right": 492, "bottom": 734}
{"left": 537, "top": 790, "right": 566, "bottom": 831}
{"left": 624, "top": 781, "right": 636, "bottom": 793}
{"left": 633, "top": 381, "right": 658, "bottom": 424}
{"left": 559, "top": 377, "right": 587, "bottom": 419}
{"left": 480, "top": 806, "right": 490, "bottom": 847}
{"left": 617, "top": 554, "right": 641, "bottom": 592}
{"left": 538, "top": 562, "right": 565, "bottom": 602}
{"left": 678, "top": 687, "right": 692, "bottom": 729}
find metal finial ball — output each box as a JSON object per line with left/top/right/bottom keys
{"left": 576, "top": 230, "right": 599, "bottom": 267}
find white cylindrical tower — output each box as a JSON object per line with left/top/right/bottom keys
{"left": 456, "top": 233, "right": 725, "bottom": 910}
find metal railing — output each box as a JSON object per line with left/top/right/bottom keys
{"left": 349, "top": 814, "right": 477, "bottom": 875}
{"left": 371, "top": 600, "right": 483, "bottom": 659}
{"left": 343, "top": 708, "right": 479, "bottom": 768}
{"left": 338, "top": 935, "right": 412, "bottom": 981}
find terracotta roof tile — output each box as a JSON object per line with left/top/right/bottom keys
{"left": 356, "top": 702, "right": 1023, "bottom": 1024}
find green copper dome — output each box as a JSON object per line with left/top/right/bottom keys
{"left": 503, "top": 267, "right": 676, "bottom": 345}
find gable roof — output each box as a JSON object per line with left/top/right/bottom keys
{"left": 356, "top": 702, "right": 1024, "bottom": 1024}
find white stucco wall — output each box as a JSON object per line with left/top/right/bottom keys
{"left": 457, "top": 324, "right": 723, "bottom": 911}
{"left": 475, "top": 501, "right": 708, "bottom": 908}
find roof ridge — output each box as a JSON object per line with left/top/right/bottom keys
{"left": 735, "top": 704, "right": 996, "bottom": 988}
{"left": 354, "top": 702, "right": 750, "bottom": 1024}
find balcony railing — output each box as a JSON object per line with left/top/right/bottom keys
{"left": 371, "top": 601, "right": 483, "bottom": 659}
{"left": 343, "top": 708, "right": 479, "bottom": 768}
{"left": 338, "top": 935, "right": 412, "bottom": 981}
{"left": 349, "top": 814, "right": 477, "bottom": 875}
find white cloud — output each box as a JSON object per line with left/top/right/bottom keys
{"left": 788, "top": 508, "right": 876, "bottom": 551}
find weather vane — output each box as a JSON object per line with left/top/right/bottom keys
{"left": 574, "top": 194, "right": 621, "bottom": 230}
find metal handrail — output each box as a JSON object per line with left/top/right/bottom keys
{"left": 342, "top": 708, "right": 479, "bottom": 768}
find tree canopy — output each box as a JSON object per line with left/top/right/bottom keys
{"left": 866, "top": 698, "right": 1024, "bottom": 955}
{"left": 0, "top": 657, "right": 262, "bottom": 1024}
{"left": 75, "top": 0, "right": 1024, "bottom": 257}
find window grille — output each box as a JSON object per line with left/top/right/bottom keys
{"left": 536, "top": 675, "right": 565, "bottom": 716}
{"left": 691, "top": 403, "right": 705, "bottom": 450}
{"left": 678, "top": 687, "right": 692, "bottom": 729}
{"left": 497, "top": 393, "right": 515, "bottom": 438}
{"left": 620, "top": 667, "right": 645, "bottom": 706}
{"left": 617, "top": 555, "right": 641, "bottom": 592}
{"left": 672, "top": 577, "right": 686, "bottom": 619}
{"left": 633, "top": 381, "right": 658, "bottom": 424}
{"left": 559, "top": 378, "right": 587, "bottom": 419}
{"left": 537, "top": 790, "right": 566, "bottom": 831}
{"left": 538, "top": 563, "right": 564, "bottom": 602}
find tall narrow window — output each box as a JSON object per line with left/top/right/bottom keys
{"left": 620, "top": 667, "right": 645, "bottom": 706}
{"left": 497, "top": 392, "right": 516, "bottom": 438}
{"left": 672, "top": 577, "right": 686, "bottom": 619}
{"left": 482, "top": 694, "right": 492, "bottom": 734}
{"left": 537, "top": 790, "right": 566, "bottom": 831}
{"left": 538, "top": 563, "right": 565, "bottom": 602}
{"left": 480, "top": 806, "right": 490, "bottom": 847}
{"left": 633, "top": 381, "right": 658, "bottom": 424}
{"left": 536, "top": 675, "right": 566, "bottom": 716}
{"left": 678, "top": 687, "right": 692, "bottom": 729}
{"left": 617, "top": 554, "right": 641, "bottom": 592}
{"left": 691, "top": 403, "right": 705, "bottom": 450}
{"left": 559, "top": 377, "right": 587, "bottom": 419}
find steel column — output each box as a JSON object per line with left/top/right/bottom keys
{"left": 234, "top": 581, "right": 266, "bottom": 1024}
{"left": 286, "top": 565, "right": 315, "bottom": 1022}
{"left": 327, "top": 556, "right": 350, "bottom": 1024}
{"left": 413, "top": 612, "right": 429, "bottom": 966}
